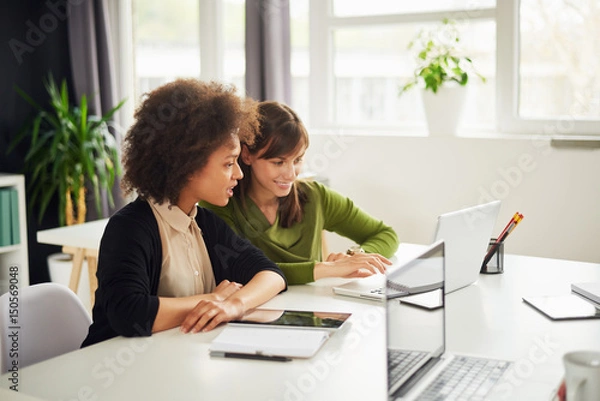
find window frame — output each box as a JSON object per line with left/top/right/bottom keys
{"left": 199, "top": 0, "right": 225, "bottom": 82}
{"left": 116, "top": 0, "right": 599, "bottom": 136}
{"left": 114, "top": 0, "right": 227, "bottom": 108}
{"left": 497, "top": 0, "right": 599, "bottom": 136}
{"left": 308, "top": 0, "right": 600, "bottom": 135}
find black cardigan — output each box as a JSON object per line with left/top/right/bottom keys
{"left": 81, "top": 198, "right": 286, "bottom": 347}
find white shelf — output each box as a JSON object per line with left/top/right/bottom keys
{"left": 0, "top": 174, "right": 29, "bottom": 292}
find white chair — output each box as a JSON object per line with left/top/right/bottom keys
{"left": 0, "top": 282, "right": 92, "bottom": 373}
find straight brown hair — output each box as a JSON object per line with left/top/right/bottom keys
{"left": 236, "top": 101, "right": 309, "bottom": 228}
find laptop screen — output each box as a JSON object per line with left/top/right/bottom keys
{"left": 386, "top": 240, "right": 445, "bottom": 395}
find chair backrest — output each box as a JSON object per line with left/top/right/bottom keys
{"left": 0, "top": 282, "right": 92, "bottom": 373}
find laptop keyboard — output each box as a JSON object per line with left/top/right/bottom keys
{"left": 388, "top": 349, "right": 428, "bottom": 390}
{"left": 418, "top": 355, "right": 511, "bottom": 401}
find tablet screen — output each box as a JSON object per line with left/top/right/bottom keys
{"left": 231, "top": 309, "right": 352, "bottom": 329}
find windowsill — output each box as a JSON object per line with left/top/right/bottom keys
{"left": 307, "top": 126, "right": 600, "bottom": 144}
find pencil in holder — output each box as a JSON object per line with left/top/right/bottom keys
{"left": 480, "top": 238, "right": 504, "bottom": 274}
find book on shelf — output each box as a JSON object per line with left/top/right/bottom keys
{"left": 0, "top": 188, "right": 11, "bottom": 247}
{"left": 9, "top": 188, "right": 20, "bottom": 245}
{"left": 571, "top": 282, "right": 600, "bottom": 306}
{"left": 0, "top": 187, "right": 20, "bottom": 246}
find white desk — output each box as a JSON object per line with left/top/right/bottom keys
{"left": 36, "top": 219, "right": 108, "bottom": 306}
{"left": 1, "top": 253, "right": 599, "bottom": 401}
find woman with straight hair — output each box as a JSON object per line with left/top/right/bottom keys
{"left": 201, "top": 101, "right": 399, "bottom": 285}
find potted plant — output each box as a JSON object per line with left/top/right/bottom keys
{"left": 8, "top": 74, "right": 125, "bottom": 226}
{"left": 399, "top": 18, "right": 486, "bottom": 136}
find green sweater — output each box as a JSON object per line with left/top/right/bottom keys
{"left": 200, "top": 180, "right": 399, "bottom": 285}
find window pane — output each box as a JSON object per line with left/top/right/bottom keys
{"left": 520, "top": 0, "right": 600, "bottom": 119}
{"left": 290, "top": 0, "right": 310, "bottom": 124}
{"left": 331, "top": 20, "right": 495, "bottom": 129}
{"left": 132, "top": 0, "right": 200, "bottom": 103}
{"left": 223, "top": 0, "right": 246, "bottom": 93}
{"left": 332, "top": 0, "right": 496, "bottom": 17}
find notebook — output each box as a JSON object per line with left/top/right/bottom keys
{"left": 386, "top": 240, "right": 513, "bottom": 400}
{"left": 332, "top": 200, "right": 501, "bottom": 300}
{"left": 209, "top": 325, "right": 330, "bottom": 360}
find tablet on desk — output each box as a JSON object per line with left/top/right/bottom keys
{"left": 399, "top": 289, "right": 444, "bottom": 310}
{"left": 230, "top": 308, "right": 352, "bottom": 330}
{"left": 522, "top": 294, "right": 600, "bottom": 320}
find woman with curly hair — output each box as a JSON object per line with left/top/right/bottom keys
{"left": 82, "top": 79, "right": 286, "bottom": 347}
{"left": 200, "top": 101, "right": 398, "bottom": 285}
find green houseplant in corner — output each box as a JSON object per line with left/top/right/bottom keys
{"left": 399, "top": 18, "right": 486, "bottom": 136}
{"left": 8, "top": 74, "right": 126, "bottom": 226}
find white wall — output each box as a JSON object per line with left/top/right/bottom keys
{"left": 305, "top": 133, "right": 600, "bottom": 263}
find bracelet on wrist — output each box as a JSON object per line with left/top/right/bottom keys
{"left": 346, "top": 246, "right": 365, "bottom": 256}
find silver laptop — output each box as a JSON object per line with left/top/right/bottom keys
{"left": 387, "top": 240, "right": 512, "bottom": 400}
{"left": 332, "top": 200, "right": 501, "bottom": 300}
{"left": 434, "top": 200, "right": 501, "bottom": 293}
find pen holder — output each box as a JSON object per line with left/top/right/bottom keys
{"left": 480, "top": 238, "right": 504, "bottom": 274}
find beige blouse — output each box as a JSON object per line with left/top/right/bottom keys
{"left": 149, "top": 200, "right": 216, "bottom": 297}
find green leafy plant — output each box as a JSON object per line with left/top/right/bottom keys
{"left": 399, "top": 18, "right": 486, "bottom": 95}
{"left": 7, "top": 74, "right": 126, "bottom": 226}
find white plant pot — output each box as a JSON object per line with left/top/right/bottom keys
{"left": 421, "top": 85, "right": 468, "bottom": 136}
{"left": 47, "top": 252, "right": 91, "bottom": 312}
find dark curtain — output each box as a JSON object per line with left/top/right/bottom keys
{"left": 245, "top": 0, "right": 292, "bottom": 104}
{"left": 1, "top": 0, "right": 75, "bottom": 284}
{"left": 67, "top": 0, "right": 125, "bottom": 220}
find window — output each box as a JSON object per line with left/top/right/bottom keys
{"left": 292, "top": 0, "right": 599, "bottom": 135}
{"left": 498, "top": 0, "right": 600, "bottom": 135}
{"left": 292, "top": 1, "right": 496, "bottom": 131}
{"left": 131, "top": 0, "right": 245, "bottom": 106}
{"left": 290, "top": 0, "right": 310, "bottom": 124}
{"left": 123, "top": 0, "right": 599, "bottom": 135}
{"left": 132, "top": 0, "right": 201, "bottom": 101}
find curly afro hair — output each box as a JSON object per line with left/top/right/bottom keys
{"left": 121, "top": 79, "right": 259, "bottom": 204}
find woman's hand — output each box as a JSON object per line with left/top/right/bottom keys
{"left": 180, "top": 297, "right": 245, "bottom": 334}
{"left": 325, "top": 252, "right": 348, "bottom": 262}
{"left": 314, "top": 252, "right": 392, "bottom": 280}
{"left": 211, "top": 279, "right": 243, "bottom": 302}
{"left": 180, "top": 280, "right": 244, "bottom": 333}
{"left": 156, "top": 272, "right": 284, "bottom": 335}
